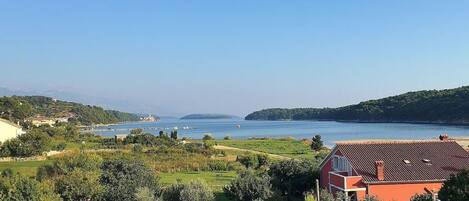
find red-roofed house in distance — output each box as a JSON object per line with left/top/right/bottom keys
{"left": 319, "top": 135, "right": 469, "bottom": 201}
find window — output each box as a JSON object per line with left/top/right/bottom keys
{"left": 332, "top": 156, "right": 350, "bottom": 174}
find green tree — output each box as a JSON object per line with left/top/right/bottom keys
{"left": 0, "top": 174, "right": 60, "bottom": 201}
{"left": 99, "top": 159, "right": 161, "bottom": 201}
{"left": 170, "top": 130, "right": 178, "bottom": 140}
{"left": 0, "top": 129, "right": 51, "bottom": 157}
{"left": 237, "top": 155, "right": 258, "bottom": 169}
{"left": 269, "top": 160, "right": 320, "bottom": 199}
{"left": 202, "top": 134, "right": 214, "bottom": 141}
{"left": 131, "top": 128, "right": 144, "bottom": 135}
{"left": 438, "top": 169, "right": 469, "bottom": 201}
{"left": 55, "top": 170, "right": 104, "bottom": 201}
{"left": 257, "top": 154, "right": 270, "bottom": 168}
{"left": 223, "top": 169, "right": 272, "bottom": 201}
{"left": 311, "top": 135, "right": 323, "bottom": 151}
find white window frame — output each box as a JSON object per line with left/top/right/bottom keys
{"left": 332, "top": 155, "right": 352, "bottom": 175}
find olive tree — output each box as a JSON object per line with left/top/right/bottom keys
{"left": 223, "top": 169, "right": 273, "bottom": 201}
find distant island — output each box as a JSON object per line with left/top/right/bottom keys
{"left": 181, "top": 114, "right": 239, "bottom": 120}
{"left": 246, "top": 86, "right": 469, "bottom": 124}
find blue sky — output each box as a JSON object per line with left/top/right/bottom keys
{"left": 1, "top": 1, "right": 469, "bottom": 116}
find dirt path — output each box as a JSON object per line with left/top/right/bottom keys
{"left": 213, "top": 145, "right": 291, "bottom": 160}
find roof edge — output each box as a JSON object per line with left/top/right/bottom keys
{"left": 336, "top": 140, "right": 455, "bottom": 145}
{"left": 0, "top": 118, "right": 22, "bottom": 129}
{"left": 364, "top": 179, "right": 446, "bottom": 185}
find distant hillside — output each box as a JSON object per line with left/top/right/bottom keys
{"left": 181, "top": 114, "right": 239, "bottom": 120}
{"left": 0, "top": 96, "right": 140, "bottom": 125}
{"left": 246, "top": 86, "right": 469, "bottom": 124}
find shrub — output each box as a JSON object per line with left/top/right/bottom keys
{"left": 223, "top": 169, "right": 272, "bottom": 201}
{"left": 224, "top": 135, "right": 232, "bottom": 140}
{"left": 130, "top": 128, "right": 144, "bottom": 135}
{"left": 53, "top": 142, "right": 67, "bottom": 151}
{"left": 318, "top": 189, "right": 334, "bottom": 201}
{"left": 99, "top": 159, "right": 161, "bottom": 201}
{"left": 135, "top": 187, "right": 159, "bottom": 201}
{"left": 37, "top": 153, "right": 103, "bottom": 181}
{"left": 133, "top": 144, "right": 144, "bottom": 153}
{"left": 257, "top": 154, "right": 270, "bottom": 168}
{"left": 304, "top": 193, "right": 316, "bottom": 201}
{"left": 237, "top": 155, "right": 258, "bottom": 169}
{"left": 163, "top": 180, "right": 214, "bottom": 201}
{"left": 207, "top": 160, "right": 228, "bottom": 171}
{"left": 410, "top": 193, "right": 433, "bottom": 201}
{"left": 202, "top": 134, "right": 214, "bottom": 141}
{"left": 55, "top": 170, "right": 104, "bottom": 201}
{"left": 0, "top": 174, "right": 60, "bottom": 201}
{"left": 179, "top": 180, "right": 214, "bottom": 201}
{"left": 438, "top": 169, "right": 469, "bottom": 201}
{"left": 0, "top": 129, "right": 51, "bottom": 157}
{"left": 269, "top": 159, "right": 320, "bottom": 198}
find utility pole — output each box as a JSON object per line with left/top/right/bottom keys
{"left": 316, "top": 179, "right": 320, "bottom": 201}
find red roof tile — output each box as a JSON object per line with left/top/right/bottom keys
{"left": 335, "top": 140, "right": 469, "bottom": 183}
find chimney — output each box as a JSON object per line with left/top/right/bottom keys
{"left": 439, "top": 134, "right": 449, "bottom": 141}
{"left": 375, "top": 161, "right": 385, "bottom": 181}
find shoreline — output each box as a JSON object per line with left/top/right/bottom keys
{"left": 244, "top": 119, "right": 469, "bottom": 127}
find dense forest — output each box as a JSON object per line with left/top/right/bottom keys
{"left": 0, "top": 96, "right": 140, "bottom": 125}
{"left": 245, "top": 86, "right": 469, "bottom": 124}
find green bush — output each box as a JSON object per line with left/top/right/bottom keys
{"left": 133, "top": 144, "right": 144, "bottom": 153}
{"left": 202, "top": 134, "right": 214, "bottom": 141}
{"left": 207, "top": 160, "right": 228, "bottom": 171}
{"left": 410, "top": 193, "right": 433, "bottom": 201}
{"left": 304, "top": 193, "right": 316, "bottom": 201}
{"left": 54, "top": 170, "right": 104, "bottom": 201}
{"left": 237, "top": 155, "right": 258, "bottom": 169}
{"left": 163, "top": 180, "right": 214, "bottom": 201}
{"left": 269, "top": 159, "right": 320, "bottom": 199}
{"left": 0, "top": 174, "right": 60, "bottom": 201}
{"left": 438, "top": 169, "right": 469, "bottom": 201}
{"left": 99, "top": 158, "right": 161, "bottom": 201}
{"left": 223, "top": 169, "right": 272, "bottom": 201}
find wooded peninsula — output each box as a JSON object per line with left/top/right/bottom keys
{"left": 246, "top": 86, "right": 469, "bottom": 124}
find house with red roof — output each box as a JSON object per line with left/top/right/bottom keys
{"left": 319, "top": 135, "right": 469, "bottom": 201}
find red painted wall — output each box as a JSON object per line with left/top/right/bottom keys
{"left": 368, "top": 182, "right": 442, "bottom": 201}
{"left": 320, "top": 158, "right": 333, "bottom": 189}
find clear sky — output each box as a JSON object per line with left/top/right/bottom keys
{"left": 1, "top": 1, "right": 469, "bottom": 116}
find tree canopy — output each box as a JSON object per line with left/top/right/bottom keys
{"left": 246, "top": 86, "right": 469, "bottom": 124}
{"left": 0, "top": 96, "right": 139, "bottom": 125}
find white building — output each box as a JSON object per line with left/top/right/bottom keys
{"left": 0, "top": 118, "right": 25, "bottom": 143}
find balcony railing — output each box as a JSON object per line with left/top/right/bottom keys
{"left": 329, "top": 172, "right": 366, "bottom": 191}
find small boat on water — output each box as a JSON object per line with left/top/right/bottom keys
{"left": 236, "top": 124, "right": 241, "bottom": 128}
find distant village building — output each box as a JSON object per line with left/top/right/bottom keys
{"left": 141, "top": 115, "right": 159, "bottom": 122}
{"left": 27, "top": 115, "right": 70, "bottom": 127}
{"left": 319, "top": 136, "right": 469, "bottom": 201}
{"left": 0, "top": 118, "right": 25, "bottom": 143}
{"left": 115, "top": 134, "right": 128, "bottom": 142}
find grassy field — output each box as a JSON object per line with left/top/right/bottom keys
{"left": 216, "top": 138, "right": 314, "bottom": 159}
{"left": 0, "top": 160, "right": 51, "bottom": 177}
{"left": 159, "top": 171, "right": 236, "bottom": 190}
{"left": 159, "top": 171, "right": 237, "bottom": 201}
